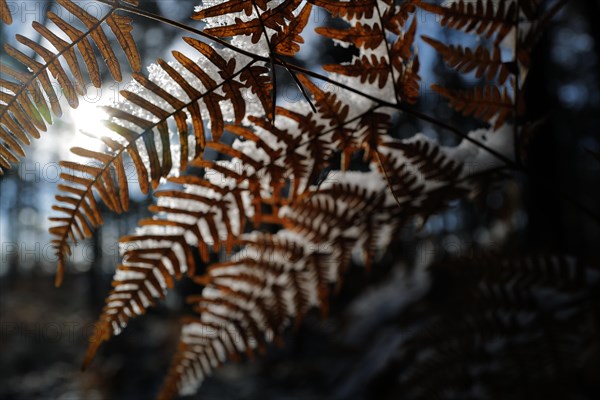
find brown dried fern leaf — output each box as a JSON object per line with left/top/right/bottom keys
{"left": 432, "top": 84, "right": 514, "bottom": 130}
{"left": 295, "top": 75, "right": 352, "bottom": 145}
{"left": 157, "top": 181, "right": 392, "bottom": 398}
{"left": 0, "top": 0, "right": 12, "bottom": 24}
{"left": 422, "top": 36, "right": 513, "bottom": 84}
{"left": 379, "top": 254, "right": 599, "bottom": 399}
{"left": 157, "top": 233, "right": 334, "bottom": 400}
{"left": 193, "top": 0, "right": 265, "bottom": 19}
{"left": 0, "top": 0, "right": 140, "bottom": 174}
{"left": 316, "top": 22, "right": 386, "bottom": 50}
{"left": 418, "top": 0, "right": 516, "bottom": 42}
{"left": 272, "top": 3, "right": 313, "bottom": 56}
{"left": 82, "top": 108, "right": 336, "bottom": 366}
{"left": 314, "top": 1, "right": 419, "bottom": 102}
{"left": 384, "top": 138, "right": 464, "bottom": 182}
{"left": 324, "top": 54, "right": 391, "bottom": 89}
{"left": 194, "top": 0, "right": 304, "bottom": 51}
{"left": 382, "top": 0, "right": 420, "bottom": 34}
{"left": 391, "top": 17, "right": 421, "bottom": 104}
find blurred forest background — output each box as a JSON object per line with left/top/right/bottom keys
{"left": 1, "top": 0, "right": 599, "bottom": 399}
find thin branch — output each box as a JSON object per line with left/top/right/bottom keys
{"left": 252, "top": 0, "right": 277, "bottom": 122}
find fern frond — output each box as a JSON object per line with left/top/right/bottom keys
{"left": 422, "top": 0, "right": 560, "bottom": 133}
{"left": 384, "top": 138, "right": 464, "bottom": 182}
{"left": 81, "top": 102, "right": 357, "bottom": 364}
{"left": 422, "top": 36, "right": 513, "bottom": 84}
{"left": 0, "top": 0, "right": 12, "bottom": 24}
{"left": 0, "top": 0, "right": 141, "bottom": 174}
{"left": 355, "top": 112, "right": 393, "bottom": 161}
{"left": 157, "top": 233, "right": 332, "bottom": 400}
{"left": 154, "top": 127, "right": 514, "bottom": 398}
{"left": 272, "top": 3, "right": 313, "bottom": 56}
{"left": 312, "top": 0, "right": 417, "bottom": 38}
{"left": 50, "top": 37, "right": 273, "bottom": 286}
{"left": 418, "top": 0, "right": 517, "bottom": 42}
{"left": 193, "top": 0, "right": 264, "bottom": 19}
{"left": 314, "top": 1, "right": 419, "bottom": 102}
{"left": 295, "top": 74, "right": 356, "bottom": 148}
{"left": 83, "top": 68, "right": 515, "bottom": 370}
{"left": 157, "top": 175, "right": 394, "bottom": 398}
{"left": 389, "top": 17, "right": 421, "bottom": 104}
{"left": 375, "top": 254, "right": 600, "bottom": 400}
{"left": 432, "top": 84, "right": 514, "bottom": 130}
{"left": 308, "top": 0, "right": 378, "bottom": 20}
{"left": 239, "top": 65, "right": 274, "bottom": 120}
{"left": 2, "top": 0, "right": 578, "bottom": 398}
{"left": 81, "top": 96, "right": 398, "bottom": 368}
{"left": 324, "top": 55, "right": 391, "bottom": 89}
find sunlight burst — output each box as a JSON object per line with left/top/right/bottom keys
{"left": 64, "top": 90, "right": 108, "bottom": 156}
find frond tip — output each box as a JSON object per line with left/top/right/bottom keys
{"left": 49, "top": 34, "right": 278, "bottom": 285}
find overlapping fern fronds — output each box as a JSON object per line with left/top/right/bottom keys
{"left": 0, "top": 0, "right": 140, "bottom": 176}
{"left": 0, "top": 0, "right": 578, "bottom": 399}
{"left": 156, "top": 129, "right": 514, "bottom": 397}
{"left": 369, "top": 254, "right": 600, "bottom": 399}
{"left": 52, "top": 0, "right": 535, "bottom": 398}
{"left": 50, "top": 36, "right": 274, "bottom": 286}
